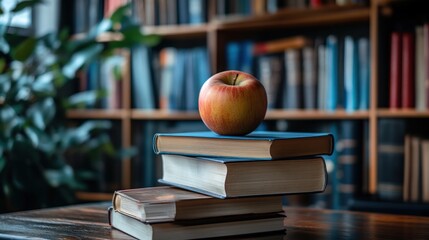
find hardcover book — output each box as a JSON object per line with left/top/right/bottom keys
{"left": 109, "top": 208, "right": 285, "bottom": 240}
{"left": 113, "top": 186, "right": 283, "bottom": 223}
{"left": 153, "top": 131, "right": 334, "bottom": 160}
{"left": 160, "top": 154, "right": 328, "bottom": 198}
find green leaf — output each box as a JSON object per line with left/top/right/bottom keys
{"left": 110, "top": 3, "right": 131, "bottom": 23}
{"left": 0, "top": 59, "right": 5, "bottom": 73}
{"left": 62, "top": 44, "right": 103, "bottom": 79}
{"left": 27, "top": 98, "right": 56, "bottom": 130}
{"left": 12, "top": 37, "right": 37, "bottom": 61}
{"left": 66, "top": 90, "right": 101, "bottom": 108}
{"left": 32, "top": 72, "right": 55, "bottom": 95}
{"left": 11, "top": 0, "right": 43, "bottom": 13}
{"left": 87, "top": 19, "right": 113, "bottom": 40}
{"left": 0, "top": 37, "right": 10, "bottom": 54}
{"left": 24, "top": 126, "right": 39, "bottom": 147}
{"left": 120, "top": 26, "right": 161, "bottom": 46}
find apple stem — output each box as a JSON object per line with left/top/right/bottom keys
{"left": 233, "top": 74, "right": 239, "bottom": 85}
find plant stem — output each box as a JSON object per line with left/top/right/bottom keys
{"left": 233, "top": 74, "right": 239, "bottom": 85}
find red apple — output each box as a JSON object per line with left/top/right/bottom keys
{"left": 198, "top": 70, "right": 267, "bottom": 136}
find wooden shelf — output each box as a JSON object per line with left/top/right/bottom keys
{"left": 214, "top": 5, "right": 370, "bottom": 32}
{"left": 130, "top": 109, "right": 370, "bottom": 121}
{"left": 377, "top": 109, "right": 429, "bottom": 118}
{"left": 265, "top": 110, "right": 370, "bottom": 120}
{"left": 66, "top": 109, "right": 129, "bottom": 120}
{"left": 143, "top": 24, "right": 209, "bottom": 39}
{"left": 131, "top": 110, "right": 201, "bottom": 120}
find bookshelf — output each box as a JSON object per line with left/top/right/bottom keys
{"left": 68, "top": 0, "right": 429, "bottom": 212}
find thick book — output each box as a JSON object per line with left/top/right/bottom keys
{"left": 159, "top": 154, "right": 328, "bottom": 198}
{"left": 113, "top": 186, "right": 283, "bottom": 223}
{"left": 153, "top": 131, "right": 334, "bottom": 160}
{"left": 109, "top": 208, "right": 285, "bottom": 240}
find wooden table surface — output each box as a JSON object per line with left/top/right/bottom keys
{"left": 1, "top": 202, "right": 429, "bottom": 239}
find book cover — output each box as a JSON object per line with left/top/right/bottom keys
{"left": 153, "top": 131, "right": 334, "bottom": 160}
{"left": 303, "top": 46, "right": 317, "bottom": 110}
{"left": 284, "top": 48, "right": 303, "bottom": 109}
{"left": 401, "top": 32, "right": 415, "bottom": 108}
{"left": 415, "top": 26, "right": 426, "bottom": 111}
{"left": 337, "top": 120, "right": 361, "bottom": 209}
{"left": 109, "top": 208, "right": 286, "bottom": 240}
{"left": 113, "top": 186, "right": 284, "bottom": 223}
{"left": 326, "top": 35, "right": 338, "bottom": 111}
{"left": 389, "top": 32, "right": 402, "bottom": 109}
{"left": 377, "top": 119, "right": 406, "bottom": 201}
{"left": 160, "top": 154, "right": 328, "bottom": 198}
{"left": 344, "top": 36, "right": 359, "bottom": 112}
{"left": 358, "top": 37, "right": 370, "bottom": 110}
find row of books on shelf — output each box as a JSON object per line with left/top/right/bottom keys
{"left": 389, "top": 23, "right": 429, "bottom": 110}
{"left": 377, "top": 119, "right": 429, "bottom": 203}
{"left": 77, "top": 52, "right": 127, "bottom": 109}
{"left": 110, "top": 129, "right": 334, "bottom": 239}
{"left": 134, "top": 0, "right": 208, "bottom": 26}
{"left": 228, "top": 35, "right": 370, "bottom": 111}
{"left": 131, "top": 46, "right": 211, "bottom": 110}
{"left": 133, "top": 0, "right": 368, "bottom": 27}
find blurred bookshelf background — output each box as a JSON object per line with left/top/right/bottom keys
{"left": 3, "top": 0, "right": 429, "bottom": 215}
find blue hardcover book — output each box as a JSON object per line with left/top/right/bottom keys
{"left": 131, "top": 46, "right": 156, "bottom": 109}
{"left": 226, "top": 42, "right": 241, "bottom": 70}
{"left": 159, "top": 154, "right": 328, "bottom": 198}
{"left": 377, "top": 119, "right": 406, "bottom": 201}
{"left": 338, "top": 120, "right": 361, "bottom": 209}
{"left": 326, "top": 36, "right": 338, "bottom": 111}
{"left": 169, "top": 50, "right": 187, "bottom": 110}
{"left": 154, "top": 131, "right": 334, "bottom": 160}
{"left": 344, "top": 36, "right": 359, "bottom": 112}
{"left": 188, "top": 0, "right": 206, "bottom": 25}
{"left": 358, "top": 37, "right": 370, "bottom": 110}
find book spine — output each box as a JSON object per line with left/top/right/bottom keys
{"left": 344, "top": 36, "right": 359, "bottom": 112}
{"left": 326, "top": 35, "right": 338, "bottom": 111}
{"left": 358, "top": 37, "right": 370, "bottom": 110}
{"left": 401, "top": 32, "right": 415, "bottom": 108}
{"left": 424, "top": 24, "right": 429, "bottom": 108}
{"left": 285, "top": 48, "right": 303, "bottom": 109}
{"left": 338, "top": 121, "right": 360, "bottom": 209}
{"left": 303, "top": 46, "right": 317, "bottom": 109}
{"left": 389, "top": 32, "right": 402, "bottom": 109}
{"left": 377, "top": 119, "right": 406, "bottom": 201}
{"left": 415, "top": 26, "right": 426, "bottom": 111}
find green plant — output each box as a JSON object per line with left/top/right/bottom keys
{"left": 0, "top": 1, "right": 159, "bottom": 212}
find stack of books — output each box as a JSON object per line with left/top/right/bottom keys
{"left": 109, "top": 130, "right": 334, "bottom": 239}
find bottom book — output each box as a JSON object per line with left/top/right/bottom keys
{"left": 109, "top": 208, "right": 286, "bottom": 240}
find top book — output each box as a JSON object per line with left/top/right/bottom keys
{"left": 153, "top": 131, "right": 334, "bottom": 159}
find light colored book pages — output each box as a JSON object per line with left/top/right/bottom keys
{"left": 317, "top": 43, "right": 326, "bottom": 110}
{"left": 410, "top": 136, "right": 421, "bottom": 202}
{"left": 303, "top": 46, "right": 317, "bottom": 110}
{"left": 284, "top": 48, "right": 302, "bottom": 109}
{"left": 422, "top": 140, "right": 429, "bottom": 202}
{"left": 403, "top": 135, "right": 411, "bottom": 202}
{"left": 358, "top": 37, "right": 370, "bottom": 110}
{"left": 415, "top": 26, "right": 426, "bottom": 111}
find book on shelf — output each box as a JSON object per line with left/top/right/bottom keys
{"left": 415, "top": 25, "right": 426, "bottom": 111}
{"left": 159, "top": 154, "right": 328, "bottom": 198}
{"left": 377, "top": 119, "right": 406, "bottom": 201}
{"left": 358, "top": 37, "right": 370, "bottom": 110}
{"left": 284, "top": 48, "right": 303, "bottom": 109}
{"left": 344, "top": 36, "right": 359, "bottom": 112}
{"left": 153, "top": 131, "right": 334, "bottom": 160}
{"left": 109, "top": 208, "right": 285, "bottom": 240}
{"left": 401, "top": 32, "right": 415, "bottom": 108}
{"left": 257, "top": 54, "right": 284, "bottom": 109}
{"left": 325, "top": 35, "right": 339, "bottom": 111}
{"left": 422, "top": 139, "right": 429, "bottom": 202}
{"left": 112, "top": 186, "right": 283, "bottom": 223}
{"left": 389, "top": 31, "right": 402, "bottom": 109}
{"left": 253, "top": 36, "right": 310, "bottom": 55}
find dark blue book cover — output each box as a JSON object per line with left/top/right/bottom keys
{"left": 338, "top": 120, "right": 361, "bottom": 209}
{"left": 377, "top": 119, "right": 406, "bottom": 201}
{"left": 154, "top": 131, "right": 334, "bottom": 160}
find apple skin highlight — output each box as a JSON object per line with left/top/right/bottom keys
{"left": 198, "top": 70, "right": 268, "bottom": 136}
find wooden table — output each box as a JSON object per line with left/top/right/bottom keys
{"left": 1, "top": 202, "right": 429, "bottom": 239}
